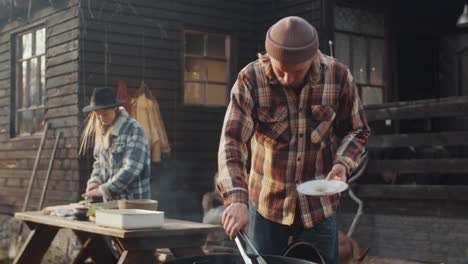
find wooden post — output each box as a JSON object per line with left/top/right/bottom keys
{"left": 38, "top": 130, "right": 62, "bottom": 210}
{"left": 14, "top": 123, "right": 50, "bottom": 256}
{"left": 22, "top": 122, "right": 49, "bottom": 212}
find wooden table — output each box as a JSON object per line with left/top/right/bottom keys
{"left": 13, "top": 211, "right": 222, "bottom": 264}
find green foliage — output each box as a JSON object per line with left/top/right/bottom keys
{"left": 86, "top": 205, "right": 105, "bottom": 217}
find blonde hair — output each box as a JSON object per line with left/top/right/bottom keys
{"left": 257, "top": 50, "right": 324, "bottom": 86}
{"left": 79, "top": 110, "right": 117, "bottom": 155}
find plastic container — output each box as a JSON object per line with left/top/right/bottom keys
{"left": 95, "top": 209, "right": 164, "bottom": 229}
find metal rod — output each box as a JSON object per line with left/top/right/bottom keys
{"left": 234, "top": 236, "right": 253, "bottom": 264}
{"left": 239, "top": 231, "right": 267, "bottom": 264}
{"left": 38, "top": 131, "right": 61, "bottom": 210}
{"left": 27, "top": 0, "right": 32, "bottom": 21}
{"left": 347, "top": 187, "right": 363, "bottom": 237}
{"left": 9, "top": 0, "right": 13, "bottom": 22}
{"left": 22, "top": 122, "right": 49, "bottom": 212}
{"left": 346, "top": 151, "right": 367, "bottom": 237}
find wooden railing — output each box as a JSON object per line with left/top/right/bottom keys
{"left": 355, "top": 96, "right": 468, "bottom": 200}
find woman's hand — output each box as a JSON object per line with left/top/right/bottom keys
{"left": 222, "top": 202, "right": 249, "bottom": 240}
{"left": 86, "top": 182, "right": 100, "bottom": 193}
{"left": 81, "top": 188, "right": 103, "bottom": 198}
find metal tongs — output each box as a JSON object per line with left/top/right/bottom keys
{"left": 234, "top": 230, "right": 268, "bottom": 264}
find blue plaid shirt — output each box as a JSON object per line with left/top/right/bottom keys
{"left": 88, "top": 109, "right": 151, "bottom": 200}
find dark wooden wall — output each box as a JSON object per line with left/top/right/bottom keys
{"left": 340, "top": 98, "right": 468, "bottom": 262}
{"left": 78, "top": 0, "right": 258, "bottom": 220}
{"left": 173, "top": 0, "right": 257, "bottom": 220}
{"left": 1, "top": 0, "right": 467, "bottom": 262}
{"left": 0, "top": 0, "right": 81, "bottom": 212}
{"left": 170, "top": 0, "right": 324, "bottom": 220}
{"left": 0, "top": 0, "right": 324, "bottom": 219}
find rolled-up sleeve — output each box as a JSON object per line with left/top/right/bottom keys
{"left": 334, "top": 68, "right": 371, "bottom": 176}
{"left": 217, "top": 72, "right": 255, "bottom": 206}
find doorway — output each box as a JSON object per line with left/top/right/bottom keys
{"left": 397, "top": 32, "right": 440, "bottom": 101}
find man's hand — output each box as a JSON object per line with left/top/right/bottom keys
{"left": 86, "top": 182, "right": 100, "bottom": 193}
{"left": 326, "top": 163, "right": 347, "bottom": 182}
{"left": 222, "top": 202, "right": 249, "bottom": 240}
{"left": 81, "top": 188, "right": 103, "bottom": 198}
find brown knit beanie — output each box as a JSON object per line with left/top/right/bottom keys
{"left": 265, "top": 16, "right": 319, "bottom": 63}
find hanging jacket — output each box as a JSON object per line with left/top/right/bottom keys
{"left": 131, "top": 82, "right": 171, "bottom": 162}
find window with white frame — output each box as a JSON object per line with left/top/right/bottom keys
{"left": 184, "top": 30, "right": 230, "bottom": 106}
{"left": 13, "top": 27, "right": 46, "bottom": 137}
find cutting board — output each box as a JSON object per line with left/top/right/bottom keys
{"left": 42, "top": 203, "right": 85, "bottom": 214}
{"left": 42, "top": 201, "right": 119, "bottom": 215}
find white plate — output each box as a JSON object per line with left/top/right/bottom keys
{"left": 297, "top": 180, "right": 348, "bottom": 196}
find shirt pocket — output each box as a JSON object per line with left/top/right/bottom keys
{"left": 110, "top": 142, "right": 125, "bottom": 168}
{"left": 310, "top": 105, "right": 336, "bottom": 143}
{"left": 257, "top": 106, "right": 290, "bottom": 143}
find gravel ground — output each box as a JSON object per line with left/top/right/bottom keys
{"left": 363, "top": 256, "right": 432, "bottom": 264}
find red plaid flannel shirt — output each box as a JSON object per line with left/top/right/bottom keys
{"left": 217, "top": 55, "right": 370, "bottom": 228}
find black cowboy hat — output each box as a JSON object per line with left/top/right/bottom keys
{"left": 82, "top": 87, "right": 125, "bottom": 113}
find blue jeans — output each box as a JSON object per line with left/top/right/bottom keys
{"left": 248, "top": 204, "right": 339, "bottom": 264}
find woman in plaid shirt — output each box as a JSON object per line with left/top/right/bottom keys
{"left": 80, "top": 87, "right": 151, "bottom": 201}
{"left": 217, "top": 17, "right": 370, "bottom": 263}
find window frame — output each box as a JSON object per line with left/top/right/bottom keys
{"left": 10, "top": 26, "right": 47, "bottom": 138}
{"left": 334, "top": 30, "right": 385, "bottom": 105}
{"left": 183, "top": 30, "right": 231, "bottom": 107}
{"left": 333, "top": 5, "right": 386, "bottom": 106}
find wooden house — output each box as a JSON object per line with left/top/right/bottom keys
{"left": 0, "top": 0, "right": 467, "bottom": 262}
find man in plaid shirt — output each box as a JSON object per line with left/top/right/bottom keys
{"left": 217, "top": 16, "right": 370, "bottom": 263}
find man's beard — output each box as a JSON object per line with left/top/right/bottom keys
{"left": 281, "top": 80, "right": 306, "bottom": 90}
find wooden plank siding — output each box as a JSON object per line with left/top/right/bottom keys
{"left": 365, "top": 96, "right": 468, "bottom": 121}
{"left": 0, "top": 0, "right": 329, "bottom": 220}
{"left": 0, "top": 0, "right": 81, "bottom": 212}
{"left": 361, "top": 96, "right": 468, "bottom": 197}
{"left": 351, "top": 184, "right": 468, "bottom": 201}
{"left": 77, "top": 0, "right": 257, "bottom": 220}
{"left": 173, "top": 0, "right": 323, "bottom": 220}
{"left": 340, "top": 98, "right": 468, "bottom": 263}
{"left": 368, "top": 131, "right": 468, "bottom": 148}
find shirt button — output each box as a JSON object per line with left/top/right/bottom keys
{"left": 299, "top": 134, "right": 304, "bottom": 138}
{"left": 297, "top": 157, "right": 301, "bottom": 161}
{"left": 295, "top": 180, "right": 300, "bottom": 184}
